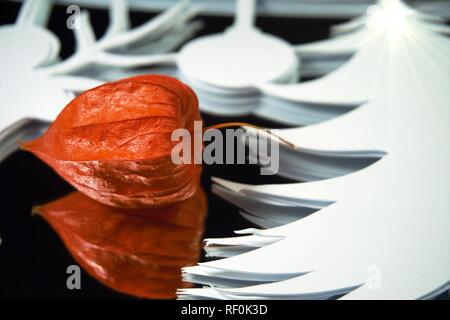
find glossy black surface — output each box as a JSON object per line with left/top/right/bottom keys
{"left": 6, "top": 1, "right": 445, "bottom": 301}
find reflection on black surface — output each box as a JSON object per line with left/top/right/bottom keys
{"left": 33, "top": 189, "right": 207, "bottom": 299}
{"left": 0, "top": 147, "right": 256, "bottom": 300}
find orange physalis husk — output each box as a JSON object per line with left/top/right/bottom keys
{"left": 33, "top": 188, "right": 207, "bottom": 299}
{"left": 22, "top": 75, "right": 202, "bottom": 208}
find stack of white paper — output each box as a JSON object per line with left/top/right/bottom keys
{"left": 4, "top": 0, "right": 448, "bottom": 136}
{"left": 175, "top": 0, "right": 300, "bottom": 119}
{"left": 296, "top": 0, "right": 450, "bottom": 77}
{"left": 179, "top": 6, "right": 450, "bottom": 300}
{"left": 175, "top": 0, "right": 450, "bottom": 126}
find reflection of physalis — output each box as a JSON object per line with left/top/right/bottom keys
{"left": 33, "top": 188, "right": 207, "bottom": 299}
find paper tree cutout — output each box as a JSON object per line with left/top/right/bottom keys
{"left": 296, "top": 0, "right": 450, "bottom": 77}
{"left": 179, "top": 8, "right": 450, "bottom": 300}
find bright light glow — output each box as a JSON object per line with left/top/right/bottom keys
{"left": 367, "top": 0, "right": 412, "bottom": 34}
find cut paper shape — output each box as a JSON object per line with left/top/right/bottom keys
{"left": 297, "top": 0, "right": 450, "bottom": 77}
{"left": 180, "top": 11, "right": 450, "bottom": 300}
{"left": 174, "top": 0, "right": 449, "bottom": 125}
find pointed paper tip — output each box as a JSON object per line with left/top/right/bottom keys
{"left": 234, "top": 228, "right": 262, "bottom": 235}
{"left": 31, "top": 205, "right": 42, "bottom": 217}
